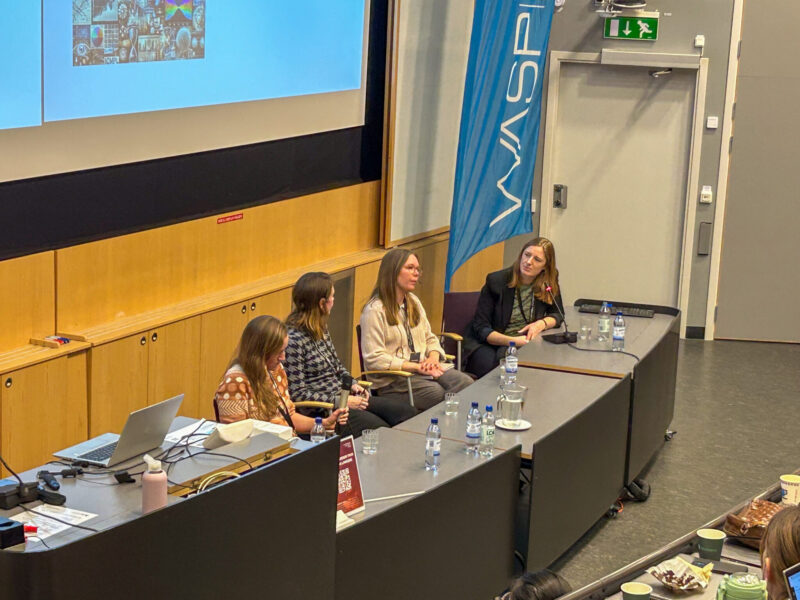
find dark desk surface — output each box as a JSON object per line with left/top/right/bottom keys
{"left": 342, "top": 427, "right": 514, "bottom": 523}
{"left": 395, "top": 366, "right": 623, "bottom": 459}
{"left": 1, "top": 417, "right": 293, "bottom": 551}
{"left": 517, "top": 307, "right": 677, "bottom": 377}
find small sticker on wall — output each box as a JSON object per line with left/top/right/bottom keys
{"left": 217, "top": 213, "right": 243, "bottom": 224}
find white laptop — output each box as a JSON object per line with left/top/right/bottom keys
{"left": 54, "top": 394, "right": 184, "bottom": 467}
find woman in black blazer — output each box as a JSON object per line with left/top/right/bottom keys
{"left": 463, "top": 237, "right": 565, "bottom": 378}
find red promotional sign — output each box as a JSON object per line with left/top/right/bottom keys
{"left": 337, "top": 436, "right": 365, "bottom": 516}
{"left": 216, "top": 213, "right": 243, "bottom": 224}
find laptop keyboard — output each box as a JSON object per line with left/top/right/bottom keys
{"left": 77, "top": 441, "right": 118, "bottom": 463}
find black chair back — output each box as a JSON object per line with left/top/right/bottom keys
{"left": 441, "top": 291, "right": 480, "bottom": 358}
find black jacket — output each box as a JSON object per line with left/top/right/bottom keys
{"left": 463, "top": 267, "right": 564, "bottom": 359}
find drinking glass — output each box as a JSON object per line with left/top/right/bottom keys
{"left": 361, "top": 429, "right": 379, "bottom": 455}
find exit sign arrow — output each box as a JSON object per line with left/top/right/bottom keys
{"left": 604, "top": 15, "right": 659, "bottom": 41}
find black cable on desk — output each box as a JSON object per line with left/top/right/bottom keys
{"left": 567, "top": 342, "right": 641, "bottom": 362}
{"left": 29, "top": 535, "right": 51, "bottom": 549}
{"left": 0, "top": 452, "right": 25, "bottom": 485}
{"left": 20, "top": 503, "right": 100, "bottom": 533}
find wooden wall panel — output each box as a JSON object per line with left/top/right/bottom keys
{"left": 450, "top": 242, "right": 505, "bottom": 292}
{"left": 148, "top": 317, "right": 202, "bottom": 419}
{"left": 57, "top": 182, "right": 380, "bottom": 332}
{"left": 1, "top": 352, "right": 87, "bottom": 473}
{"left": 89, "top": 334, "right": 149, "bottom": 436}
{"left": 0, "top": 252, "right": 54, "bottom": 352}
{"left": 351, "top": 261, "right": 381, "bottom": 376}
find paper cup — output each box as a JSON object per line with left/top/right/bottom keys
{"left": 697, "top": 528, "right": 726, "bottom": 560}
{"left": 621, "top": 582, "right": 652, "bottom": 600}
{"left": 780, "top": 474, "right": 800, "bottom": 505}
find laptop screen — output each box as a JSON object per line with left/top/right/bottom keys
{"left": 785, "top": 562, "right": 800, "bottom": 600}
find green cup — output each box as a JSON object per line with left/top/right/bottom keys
{"left": 621, "top": 582, "right": 652, "bottom": 600}
{"left": 698, "top": 528, "right": 726, "bottom": 561}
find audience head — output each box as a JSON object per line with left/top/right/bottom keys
{"left": 502, "top": 569, "right": 571, "bottom": 600}
{"left": 231, "top": 315, "right": 288, "bottom": 415}
{"left": 761, "top": 505, "right": 800, "bottom": 600}
{"left": 510, "top": 237, "right": 559, "bottom": 299}
{"left": 287, "top": 272, "right": 334, "bottom": 340}
{"left": 370, "top": 248, "right": 421, "bottom": 327}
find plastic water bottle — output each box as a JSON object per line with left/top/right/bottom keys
{"left": 612, "top": 311, "right": 626, "bottom": 351}
{"left": 310, "top": 417, "right": 325, "bottom": 444}
{"left": 465, "top": 402, "right": 481, "bottom": 456}
{"left": 505, "top": 342, "right": 518, "bottom": 384}
{"left": 425, "top": 418, "right": 441, "bottom": 471}
{"left": 596, "top": 302, "right": 612, "bottom": 342}
{"left": 479, "top": 405, "right": 495, "bottom": 458}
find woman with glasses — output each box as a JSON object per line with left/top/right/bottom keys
{"left": 463, "top": 237, "right": 565, "bottom": 378}
{"left": 359, "top": 248, "right": 472, "bottom": 410}
{"left": 214, "top": 315, "right": 348, "bottom": 434}
{"left": 284, "top": 272, "right": 417, "bottom": 434}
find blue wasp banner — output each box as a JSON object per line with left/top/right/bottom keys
{"left": 446, "top": 0, "right": 555, "bottom": 290}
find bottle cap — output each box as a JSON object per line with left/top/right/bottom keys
{"left": 142, "top": 453, "right": 162, "bottom": 473}
{"left": 617, "top": 311, "right": 623, "bottom": 315}
{"left": 485, "top": 405, "right": 493, "bottom": 412}
{"left": 509, "top": 341, "right": 515, "bottom": 347}
{"left": 431, "top": 418, "right": 438, "bottom": 424}
{"left": 471, "top": 401, "right": 479, "bottom": 408}
{"left": 315, "top": 416, "right": 322, "bottom": 424}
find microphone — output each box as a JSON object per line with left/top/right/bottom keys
{"left": 336, "top": 381, "right": 353, "bottom": 438}
{"left": 541, "top": 283, "right": 577, "bottom": 345}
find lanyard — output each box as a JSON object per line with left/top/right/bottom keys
{"left": 399, "top": 300, "right": 416, "bottom": 352}
{"left": 515, "top": 286, "right": 535, "bottom": 324}
{"left": 267, "top": 369, "right": 296, "bottom": 432}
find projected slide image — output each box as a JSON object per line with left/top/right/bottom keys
{"left": 72, "top": 0, "right": 205, "bottom": 66}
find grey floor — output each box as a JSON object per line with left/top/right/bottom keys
{"left": 549, "top": 339, "right": 800, "bottom": 590}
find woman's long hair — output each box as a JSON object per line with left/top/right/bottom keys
{"left": 368, "top": 248, "right": 420, "bottom": 327}
{"left": 228, "top": 315, "right": 287, "bottom": 418}
{"left": 286, "top": 272, "right": 333, "bottom": 341}
{"left": 761, "top": 505, "right": 800, "bottom": 600}
{"left": 508, "top": 237, "right": 560, "bottom": 301}
{"left": 507, "top": 569, "right": 571, "bottom": 600}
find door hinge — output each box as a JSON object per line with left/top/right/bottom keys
{"left": 731, "top": 101, "right": 736, "bottom": 121}
{"left": 737, "top": 40, "right": 742, "bottom": 59}
{"left": 729, "top": 136, "right": 734, "bottom": 154}
{"left": 714, "top": 305, "right": 719, "bottom": 323}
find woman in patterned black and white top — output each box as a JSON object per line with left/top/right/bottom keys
{"left": 214, "top": 315, "right": 348, "bottom": 434}
{"left": 284, "top": 272, "right": 417, "bottom": 434}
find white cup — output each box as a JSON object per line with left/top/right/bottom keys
{"left": 781, "top": 474, "right": 800, "bottom": 505}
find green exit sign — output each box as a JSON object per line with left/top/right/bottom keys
{"left": 604, "top": 16, "right": 659, "bottom": 41}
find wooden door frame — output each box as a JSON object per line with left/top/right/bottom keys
{"left": 539, "top": 51, "right": 709, "bottom": 338}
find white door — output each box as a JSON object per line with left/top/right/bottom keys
{"left": 542, "top": 62, "right": 696, "bottom": 308}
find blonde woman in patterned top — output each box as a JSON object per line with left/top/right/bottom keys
{"left": 214, "top": 315, "right": 348, "bottom": 434}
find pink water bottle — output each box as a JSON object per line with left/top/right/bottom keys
{"left": 142, "top": 454, "right": 168, "bottom": 514}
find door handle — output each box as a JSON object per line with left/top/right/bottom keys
{"left": 553, "top": 184, "right": 568, "bottom": 209}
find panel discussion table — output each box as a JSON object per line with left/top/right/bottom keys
{"left": 395, "top": 303, "right": 679, "bottom": 570}
{"left": 0, "top": 419, "right": 520, "bottom": 600}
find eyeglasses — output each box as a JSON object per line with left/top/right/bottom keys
{"left": 403, "top": 265, "right": 422, "bottom": 274}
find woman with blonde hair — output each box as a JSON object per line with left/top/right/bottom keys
{"left": 761, "top": 505, "right": 800, "bottom": 600}
{"left": 284, "top": 272, "right": 416, "bottom": 433}
{"left": 463, "top": 237, "right": 565, "bottom": 378}
{"left": 359, "top": 248, "right": 472, "bottom": 410}
{"left": 214, "top": 315, "right": 347, "bottom": 434}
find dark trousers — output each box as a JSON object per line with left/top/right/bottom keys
{"left": 465, "top": 344, "right": 507, "bottom": 379}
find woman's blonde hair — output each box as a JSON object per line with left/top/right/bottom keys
{"left": 508, "top": 237, "right": 560, "bottom": 301}
{"left": 761, "top": 505, "right": 800, "bottom": 600}
{"left": 229, "top": 315, "right": 287, "bottom": 418}
{"left": 286, "top": 272, "right": 333, "bottom": 341}
{"left": 368, "top": 248, "right": 420, "bottom": 327}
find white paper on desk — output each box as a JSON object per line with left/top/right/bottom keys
{"left": 250, "top": 420, "right": 293, "bottom": 440}
{"left": 11, "top": 505, "right": 98, "bottom": 540}
{"left": 163, "top": 420, "right": 218, "bottom": 448}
